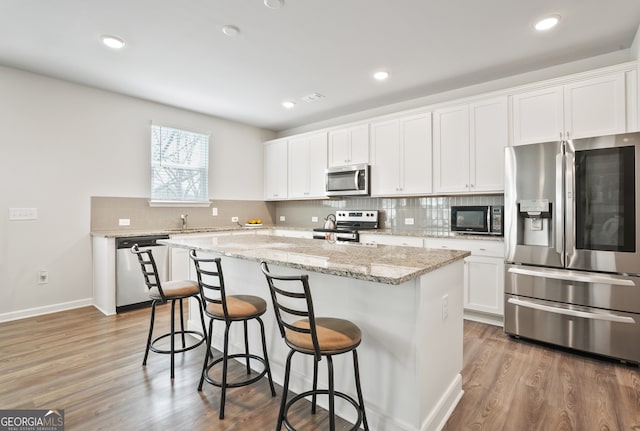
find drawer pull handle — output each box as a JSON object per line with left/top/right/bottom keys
{"left": 507, "top": 298, "right": 636, "bottom": 324}
{"left": 508, "top": 267, "right": 635, "bottom": 286}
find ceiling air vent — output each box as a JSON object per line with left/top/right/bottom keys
{"left": 300, "top": 93, "right": 326, "bottom": 103}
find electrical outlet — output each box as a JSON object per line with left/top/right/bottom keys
{"left": 442, "top": 294, "right": 448, "bottom": 320}
{"left": 405, "top": 218, "right": 414, "bottom": 225}
{"left": 211, "top": 207, "right": 218, "bottom": 216}
{"left": 231, "top": 216, "right": 239, "bottom": 223}
{"left": 118, "top": 218, "right": 130, "bottom": 226}
{"left": 312, "top": 216, "right": 318, "bottom": 222}
{"left": 38, "top": 270, "right": 49, "bottom": 284}
{"left": 279, "top": 215, "right": 286, "bottom": 222}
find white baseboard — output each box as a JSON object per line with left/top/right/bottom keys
{"left": 0, "top": 298, "right": 94, "bottom": 323}
{"left": 463, "top": 310, "right": 504, "bottom": 327}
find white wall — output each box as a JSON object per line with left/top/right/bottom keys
{"left": 0, "top": 66, "right": 274, "bottom": 318}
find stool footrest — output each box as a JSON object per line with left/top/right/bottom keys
{"left": 203, "top": 353, "right": 270, "bottom": 389}
{"left": 149, "top": 330, "right": 206, "bottom": 355}
{"left": 282, "top": 389, "right": 365, "bottom": 431}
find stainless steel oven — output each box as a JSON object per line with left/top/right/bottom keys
{"left": 312, "top": 210, "right": 378, "bottom": 242}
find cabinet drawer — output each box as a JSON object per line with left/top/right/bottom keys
{"left": 426, "top": 238, "right": 504, "bottom": 257}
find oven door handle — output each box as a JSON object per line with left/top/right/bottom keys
{"left": 507, "top": 298, "right": 636, "bottom": 324}
{"left": 507, "top": 267, "right": 635, "bottom": 286}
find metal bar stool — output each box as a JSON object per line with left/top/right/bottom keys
{"left": 190, "top": 250, "right": 276, "bottom": 419}
{"left": 260, "top": 261, "right": 369, "bottom": 431}
{"left": 131, "top": 244, "right": 207, "bottom": 379}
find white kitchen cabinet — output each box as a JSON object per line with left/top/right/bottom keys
{"left": 370, "top": 112, "right": 432, "bottom": 196}
{"left": 264, "top": 139, "right": 288, "bottom": 200}
{"left": 511, "top": 72, "right": 627, "bottom": 145}
{"left": 288, "top": 132, "right": 327, "bottom": 199}
{"left": 328, "top": 124, "right": 369, "bottom": 167}
{"left": 426, "top": 238, "right": 505, "bottom": 319}
{"left": 433, "top": 97, "right": 507, "bottom": 193}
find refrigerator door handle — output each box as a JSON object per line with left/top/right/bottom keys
{"left": 507, "top": 298, "right": 636, "bottom": 324}
{"left": 508, "top": 267, "right": 636, "bottom": 286}
{"left": 555, "top": 152, "right": 564, "bottom": 258}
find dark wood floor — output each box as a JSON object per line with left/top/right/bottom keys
{"left": 1, "top": 305, "right": 639, "bottom": 430}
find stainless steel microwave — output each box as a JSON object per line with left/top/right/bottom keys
{"left": 451, "top": 205, "right": 504, "bottom": 236}
{"left": 325, "top": 164, "right": 370, "bottom": 197}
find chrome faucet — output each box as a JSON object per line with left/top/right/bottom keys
{"left": 180, "top": 213, "right": 188, "bottom": 230}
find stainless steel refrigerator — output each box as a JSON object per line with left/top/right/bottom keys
{"left": 504, "top": 132, "right": 640, "bottom": 363}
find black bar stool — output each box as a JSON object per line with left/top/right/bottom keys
{"left": 260, "top": 261, "right": 369, "bottom": 431}
{"left": 190, "top": 250, "right": 276, "bottom": 419}
{"left": 131, "top": 244, "right": 207, "bottom": 379}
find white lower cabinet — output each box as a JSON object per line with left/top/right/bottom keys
{"left": 426, "top": 238, "right": 505, "bottom": 320}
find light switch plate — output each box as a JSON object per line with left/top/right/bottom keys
{"left": 118, "top": 218, "right": 130, "bottom": 226}
{"left": 279, "top": 216, "right": 286, "bottom": 222}
{"left": 405, "top": 218, "right": 414, "bottom": 225}
{"left": 9, "top": 208, "right": 38, "bottom": 220}
{"left": 211, "top": 207, "right": 218, "bottom": 216}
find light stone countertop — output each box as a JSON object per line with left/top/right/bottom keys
{"left": 159, "top": 233, "right": 469, "bottom": 285}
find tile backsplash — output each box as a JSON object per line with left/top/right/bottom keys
{"left": 275, "top": 194, "right": 504, "bottom": 236}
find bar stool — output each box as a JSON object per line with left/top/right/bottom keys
{"left": 131, "top": 244, "right": 207, "bottom": 379}
{"left": 260, "top": 261, "right": 369, "bottom": 431}
{"left": 190, "top": 250, "right": 276, "bottom": 419}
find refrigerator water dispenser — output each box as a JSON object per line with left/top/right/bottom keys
{"left": 518, "top": 199, "right": 552, "bottom": 247}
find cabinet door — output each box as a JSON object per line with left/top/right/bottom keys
{"left": 288, "top": 133, "right": 327, "bottom": 199}
{"left": 370, "top": 119, "right": 401, "bottom": 195}
{"left": 264, "top": 139, "right": 288, "bottom": 200}
{"left": 470, "top": 97, "right": 508, "bottom": 192}
{"left": 433, "top": 105, "right": 470, "bottom": 193}
{"left": 511, "top": 86, "right": 564, "bottom": 145}
{"left": 328, "top": 129, "right": 351, "bottom": 167}
{"left": 288, "top": 136, "right": 309, "bottom": 198}
{"left": 401, "top": 112, "right": 432, "bottom": 194}
{"left": 464, "top": 255, "right": 505, "bottom": 315}
{"left": 349, "top": 125, "right": 370, "bottom": 165}
{"left": 564, "top": 72, "right": 626, "bottom": 139}
{"left": 307, "top": 132, "right": 328, "bottom": 197}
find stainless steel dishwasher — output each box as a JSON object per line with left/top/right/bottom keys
{"left": 116, "top": 235, "right": 170, "bottom": 312}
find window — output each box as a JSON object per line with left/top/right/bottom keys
{"left": 151, "top": 124, "right": 209, "bottom": 204}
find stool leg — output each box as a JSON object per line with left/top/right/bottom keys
{"left": 257, "top": 317, "right": 276, "bottom": 396}
{"left": 277, "top": 349, "right": 295, "bottom": 431}
{"left": 220, "top": 322, "right": 231, "bottom": 419}
{"left": 179, "top": 298, "right": 186, "bottom": 348}
{"left": 311, "top": 357, "right": 318, "bottom": 414}
{"left": 353, "top": 349, "right": 369, "bottom": 431}
{"left": 170, "top": 299, "right": 177, "bottom": 379}
{"left": 198, "top": 318, "right": 214, "bottom": 391}
{"left": 327, "top": 355, "right": 335, "bottom": 431}
{"left": 243, "top": 320, "right": 250, "bottom": 374}
{"left": 143, "top": 301, "right": 157, "bottom": 366}
{"left": 196, "top": 296, "right": 207, "bottom": 343}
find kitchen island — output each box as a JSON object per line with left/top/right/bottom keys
{"left": 162, "top": 233, "right": 469, "bottom": 431}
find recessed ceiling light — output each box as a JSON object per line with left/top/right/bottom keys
{"left": 373, "top": 71, "right": 390, "bottom": 81}
{"left": 282, "top": 101, "right": 296, "bottom": 109}
{"left": 264, "top": 0, "right": 284, "bottom": 9}
{"left": 222, "top": 25, "right": 240, "bottom": 37}
{"left": 534, "top": 15, "right": 560, "bottom": 31}
{"left": 101, "top": 35, "right": 126, "bottom": 49}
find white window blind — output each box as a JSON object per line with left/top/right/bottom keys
{"left": 151, "top": 125, "right": 209, "bottom": 203}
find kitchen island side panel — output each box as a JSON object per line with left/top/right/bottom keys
{"left": 184, "top": 254, "right": 464, "bottom": 431}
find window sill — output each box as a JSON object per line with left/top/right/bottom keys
{"left": 148, "top": 200, "right": 211, "bottom": 208}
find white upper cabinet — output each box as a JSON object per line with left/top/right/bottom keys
{"left": 328, "top": 125, "right": 369, "bottom": 167}
{"left": 434, "top": 96, "right": 507, "bottom": 193}
{"left": 511, "top": 71, "right": 627, "bottom": 145}
{"left": 263, "top": 139, "right": 288, "bottom": 200}
{"left": 370, "top": 112, "right": 432, "bottom": 196}
{"left": 288, "top": 132, "right": 328, "bottom": 199}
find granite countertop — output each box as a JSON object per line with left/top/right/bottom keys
{"left": 91, "top": 225, "right": 502, "bottom": 242}
{"left": 160, "top": 234, "right": 469, "bottom": 285}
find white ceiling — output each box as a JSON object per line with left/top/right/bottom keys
{"left": 1, "top": 1, "right": 640, "bottom": 132}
